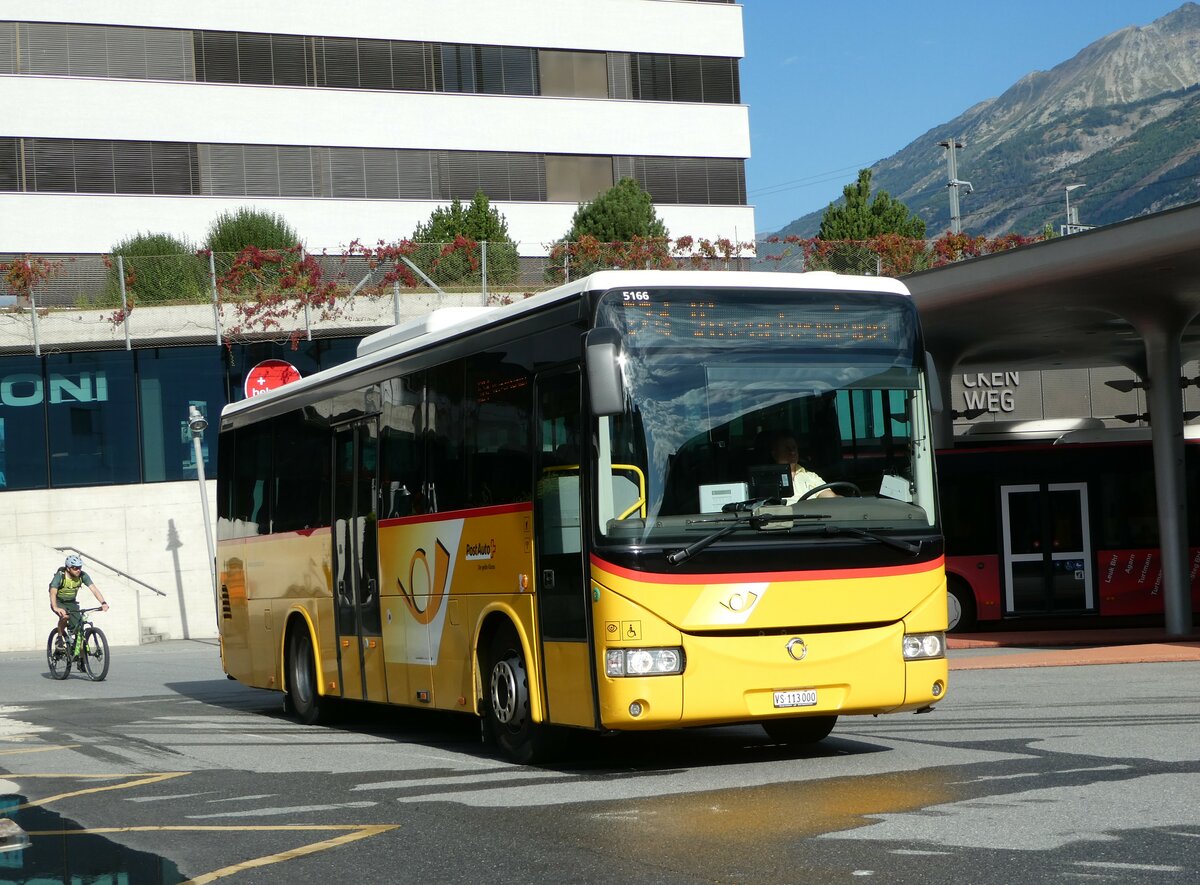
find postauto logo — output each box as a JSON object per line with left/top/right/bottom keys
{"left": 465, "top": 539, "right": 496, "bottom": 561}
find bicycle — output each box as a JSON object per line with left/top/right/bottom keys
{"left": 46, "top": 606, "right": 110, "bottom": 681}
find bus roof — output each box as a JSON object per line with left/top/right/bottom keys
{"left": 221, "top": 269, "right": 913, "bottom": 424}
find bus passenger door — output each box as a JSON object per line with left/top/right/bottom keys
{"left": 332, "top": 419, "right": 388, "bottom": 703}
{"left": 534, "top": 369, "right": 596, "bottom": 727}
{"left": 1001, "top": 482, "right": 1095, "bottom": 616}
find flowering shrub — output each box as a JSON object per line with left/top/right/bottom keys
{"left": 1, "top": 255, "right": 59, "bottom": 303}
{"left": 544, "top": 235, "right": 754, "bottom": 283}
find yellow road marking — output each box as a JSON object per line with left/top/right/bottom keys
{"left": 22, "top": 824, "right": 400, "bottom": 884}
{"left": 0, "top": 745, "right": 81, "bottom": 756}
{"left": 183, "top": 825, "right": 398, "bottom": 884}
{"left": 12, "top": 772, "right": 189, "bottom": 811}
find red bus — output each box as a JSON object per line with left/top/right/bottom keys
{"left": 937, "top": 421, "right": 1200, "bottom": 630}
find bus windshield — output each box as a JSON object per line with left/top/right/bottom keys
{"left": 592, "top": 286, "right": 938, "bottom": 547}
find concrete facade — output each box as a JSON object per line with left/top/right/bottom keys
{"left": 1, "top": 480, "right": 217, "bottom": 652}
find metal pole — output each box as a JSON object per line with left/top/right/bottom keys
{"left": 399, "top": 255, "right": 445, "bottom": 295}
{"left": 29, "top": 281, "right": 41, "bottom": 357}
{"left": 480, "top": 241, "right": 488, "bottom": 302}
{"left": 117, "top": 255, "right": 131, "bottom": 350}
{"left": 208, "top": 251, "right": 221, "bottom": 345}
{"left": 940, "top": 139, "right": 963, "bottom": 235}
{"left": 190, "top": 406, "right": 218, "bottom": 613}
{"left": 302, "top": 247, "right": 312, "bottom": 341}
{"left": 393, "top": 280, "right": 401, "bottom": 325}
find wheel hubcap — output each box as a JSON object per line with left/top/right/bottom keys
{"left": 490, "top": 659, "right": 520, "bottom": 726}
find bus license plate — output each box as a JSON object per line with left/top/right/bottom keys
{"left": 773, "top": 689, "right": 818, "bottom": 708}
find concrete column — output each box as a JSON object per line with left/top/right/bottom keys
{"left": 1138, "top": 322, "right": 1193, "bottom": 635}
{"left": 929, "top": 350, "right": 958, "bottom": 450}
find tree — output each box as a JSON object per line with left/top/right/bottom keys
{"left": 203, "top": 208, "right": 300, "bottom": 253}
{"left": 106, "top": 232, "right": 206, "bottom": 306}
{"left": 817, "top": 169, "right": 926, "bottom": 241}
{"left": 564, "top": 177, "right": 668, "bottom": 242}
{"left": 411, "top": 190, "right": 519, "bottom": 285}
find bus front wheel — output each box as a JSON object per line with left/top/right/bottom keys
{"left": 485, "top": 628, "right": 549, "bottom": 764}
{"left": 287, "top": 629, "right": 330, "bottom": 726}
{"left": 762, "top": 715, "right": 837, "bottom": 745}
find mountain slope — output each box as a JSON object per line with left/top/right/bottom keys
{"left": 769, "top": 3, "right": 1200, "bottom": 240}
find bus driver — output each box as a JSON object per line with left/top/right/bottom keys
{"left": 769, "top": 431, "right": 838, "bottom": 501}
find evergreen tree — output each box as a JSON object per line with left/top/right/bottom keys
{"left": 412, "top": 191, "right": 519, "bottom": 285}
{"left": 817, "top": 169, "right": 925, "bottom": 240}
{"left": 565, "top": 178, "right": 668, "bottom": 242}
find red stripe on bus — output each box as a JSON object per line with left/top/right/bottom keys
{"left": 590, "top": 553, "right": 944, "bottom": 584}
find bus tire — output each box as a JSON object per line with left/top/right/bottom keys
{"left": 484, "top": 626, "right": 549, "bottom": 764}
{"left": 947, "top": 577, "right": 977, "bottom": 633}
{"left": 762, "top": 715, "right": 837, "bottom": 745}
{"left": 286, "top": 628, "right": 330, "bottom": 726}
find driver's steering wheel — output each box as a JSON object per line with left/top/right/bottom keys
{"left": 798, "top": 481, "right": 862, "bottom": 500}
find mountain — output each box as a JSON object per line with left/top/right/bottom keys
{"left": 768, "top": 3, "right": 1200, "bottom": 241}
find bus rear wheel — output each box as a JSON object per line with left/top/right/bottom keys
{"left": 485, "top": 627, "right": 550, "bottom": 764}
{"left": 287, "top": 629, "right": 330, "bottom": 726}
{"left": 762, "top": 715, "right": 837, "bottom": 745}
{"left": 947, "top": 577, "right": 977, "bottom": 633}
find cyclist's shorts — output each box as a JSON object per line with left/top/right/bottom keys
{"left": 57, "top": 599, "right": 82, "bottom": 631}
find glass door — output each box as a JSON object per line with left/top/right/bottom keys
{"left": 1001, "top": 482, "right": 1094, "bottom": 616}
{"left": 533, "top": 369, "right": 595, "bottom": 727}
{"left": 332, "top": 419, "right": 387, "bottom": 702}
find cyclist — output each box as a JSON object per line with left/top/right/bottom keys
{"left": 49, "top": 554, "right": 108, "bottom": 644}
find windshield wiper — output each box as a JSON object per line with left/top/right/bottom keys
{"left": 666, "top": 509, "right": 829, "bottom": 566}
{"left": 816, "top": 524, "right": 921, "bottom": 555}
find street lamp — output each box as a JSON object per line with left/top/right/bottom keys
{"left": 188, "top": 405, "right": 218, "bottom": 611}
{"left": 1064, "top": 184, "right": 1085, "bottom": 229}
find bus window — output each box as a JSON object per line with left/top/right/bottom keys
{"left": 426, "top": 361, "right": 465, "bottom": 512}
{"left": 379, "top": 374, "right": 423, "bottom": 518}
{"left": 231, "top": 423, "right": 271, "bottom": 536}
{"left": 465, "top": 350, "right": 532, "bottom": 507}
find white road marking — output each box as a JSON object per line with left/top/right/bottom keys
{"left": 125, "top": 792, "right": 217, "bottom": 803}
{"left": 187, "top": 801, "right": 376, "bottom": 819}
{"left": 1073, "top": 861, "right": 1184, "bottom": 872}
{"left": 354, "top": 769, "right": 560, "bottom": 791}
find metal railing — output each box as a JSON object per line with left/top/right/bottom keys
{"left": 54, "top": 545, "right": 167, "bottom": 597}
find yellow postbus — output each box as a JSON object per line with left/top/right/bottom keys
{"left": 216, "top": 270, "right": 948, "bottom": 762}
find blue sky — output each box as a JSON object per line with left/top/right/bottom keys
{"left": 741, "top": 0, "right": 1189, "bottom": 235}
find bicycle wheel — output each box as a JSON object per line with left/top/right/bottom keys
{"left": 47, "top": 629, "right": 71, "bottom": 680}
{"left": 81, "top": 627, "right": 110, "bottom": 682}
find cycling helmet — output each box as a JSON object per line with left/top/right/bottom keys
{"left": 65, "top": 554, "right": 83, "bottom": 569}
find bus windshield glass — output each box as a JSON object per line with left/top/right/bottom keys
{"left": 593, "top": 286, "right": 938, "bottom": 547}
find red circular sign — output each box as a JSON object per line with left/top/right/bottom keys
{"left": 244, "top": 359, "right": 302, "bottom": 399}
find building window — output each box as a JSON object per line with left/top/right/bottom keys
{"left": 546, "top": 155, "right": 614, "bottom": 203}
{"left": 6, "top": 21, "right": 738, "bottom": 104}
{"left": 0, "top": 337, "right": 363, "bottom": 493}
{"left": 45, "top": 350, "right": 139, "bottom": 488}
{"left": 4, "top": 137, "right": 744, "bottom": 206}
{"left": 137, "top": 346, "right": 227, "bottom": 482}
{"left": 0, "top": 355, "right": 49, "bottom": 490}
{"left": 540, "top": 50, "right": 607, "bottom": 99}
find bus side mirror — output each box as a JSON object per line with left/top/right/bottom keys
{"left": 925, "top": 351, "right": 944, "bottom": 415}
{"left": 586, "top": 328, "right": 625, "bottom": 416}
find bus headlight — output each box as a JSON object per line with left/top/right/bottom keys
{"left": 902, "top": 632, "right": 945, "bottom": 660}
{"left": 606, "top": 647, "right": 685, "bottom": 677}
